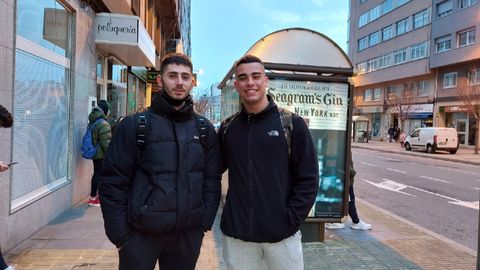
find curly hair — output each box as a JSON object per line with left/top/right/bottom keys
{"left": 0, "top": 104, "right": 13, "bottom": 128}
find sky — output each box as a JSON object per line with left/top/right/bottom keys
{"left": 191, "top": 0, "right": 350, "bottom": 94}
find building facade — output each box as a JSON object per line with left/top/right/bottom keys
{"left": 348, "top": 0, "right": 479, "bottom": 145}
{"left": 0, "top": 0, "right": 190, "bottom": 251}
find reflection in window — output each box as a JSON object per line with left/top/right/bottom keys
{"left": 12, "top": 50, "right": 69, "bottom": 201}
{"left": 17, "top": 0, "right": 71, "bottom": 57}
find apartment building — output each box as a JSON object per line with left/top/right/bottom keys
{"left": 0, "top": 0, "right": 190, "bottom": 251}
{"left": 348, "top": 0, "right": 479, "bottom": 144}
{"left": 430, "top": 0, "right": 479, "bottom": 146}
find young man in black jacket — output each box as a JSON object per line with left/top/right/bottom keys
{"left": 219, "top": 55, "right": 319, "bottom": 270}
{"left": 99, "top": 53, "right": 222, "bottom": 270}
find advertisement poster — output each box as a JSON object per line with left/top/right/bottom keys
{"left": 268, "top": 80, "right": 349, "bottom": 218}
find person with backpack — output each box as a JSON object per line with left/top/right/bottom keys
{"left": 0, "top": 104, "right": 15, "bottom": 270}
{"left": 86, "top": 100, "right": 112, "bottom": 206}
{"left": 218, "top": 55, "right": 319, "bottom": 270}
{"left": 98, "top": 53, "right": 221, "bottom": 270}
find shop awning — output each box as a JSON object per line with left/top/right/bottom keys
{"left": 352, "top": 115, "right": 369, "bottom": 122}
{"left": 408, "top": 113, "right": 433, "bottom": 119}
{"left": 95, "top": 13, "right": 156, "bottom": 67}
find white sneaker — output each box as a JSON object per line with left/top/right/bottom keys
{"left": 325, "top": 223, "right": 345, "bottom": 229}
{"left": 350, "top": 220, "right": 372, "bottom": 230}
{"left": 5, "top": 266, "right": 15, "bottom": 270}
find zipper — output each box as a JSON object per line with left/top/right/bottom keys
{"left": 247, "top": 114, "right": 253, "bottom": 238}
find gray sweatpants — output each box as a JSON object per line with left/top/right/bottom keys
{"left": 222, "top": 231, "right": 304, "bottom": 270}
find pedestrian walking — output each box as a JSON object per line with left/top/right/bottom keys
{"left": 99, "top": 53, "right": 221, "bottom": 270}
{"left": 388, "top": 125, "right": 394, "bottom": 143}
{"left": 219, "top": 55, "right": 319, "bottom": 270}
{"left": 0, "top": 104, "right": 15, "bottom": 270}
{"left": 326, "top": 156, "right": 371, "bottom": 231}
{"left": 399, "top": 130, "right": 407, "bottom": 148}
{"left": 394, "top": 127, "right": 400, "bottom": 142}
{"left": 87, "top": 100, "right": 112, "bottom": 206}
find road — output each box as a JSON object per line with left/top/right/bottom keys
{"left": 352, "top": 148, "right": 480, "bottom": 251}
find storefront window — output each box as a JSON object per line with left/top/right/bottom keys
{"left": 17, "top": 0, "right": 71, "bottom": 58}
{"left": 107, "top": 58, "right": 127, "bottom": 118}
{"left": 12, "top": 0, "right": 72, "bottom": 210}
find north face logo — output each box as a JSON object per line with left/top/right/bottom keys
{"left": 267, "top": 130, "right": 280, "bottom": 136}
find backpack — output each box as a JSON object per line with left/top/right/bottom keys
{"left": 221, "top": 107, "right": 294, "bottom": 154}
{"left": 81, "top": 118, "right": 105, "bottom": 159}
{"left": 135, "top": 110, "right": 209, "bottom": 150}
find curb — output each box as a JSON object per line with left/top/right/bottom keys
{"left": 352, "top": 144, "right": 480, "bottom": 166}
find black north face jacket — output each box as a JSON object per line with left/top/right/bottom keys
{"left": 99, "top": 94, "right": 221, "bottom": 248}
{"left": 219, "top": 97, "right": 319, "bottom": 243}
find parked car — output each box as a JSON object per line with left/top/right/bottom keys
{"left": 404, "top": 127, "right": 459, "bottom": 154}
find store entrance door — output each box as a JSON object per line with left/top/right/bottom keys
{"left": 456, "top": 119, "right": 467, "bottom": 145}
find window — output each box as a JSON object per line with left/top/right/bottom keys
{"left": 396, "top": 18, "right": 409, "bottom": 35}
{"left": 373, "top": 88, "right": 382, "bottom": 101}
{"left": 360, "top": 0, "right": 367, "bottom": 3}
{"left": 364, "top": 89, "right": 372, "bottom": 102}
{"left": 413, "top": 9, "right": 430, "bottom": 29}
{"left": 382, "top": 0, "right": 393, "bottom": 13}
{"left": 367, "top": 59, "right": 378, "bottom": 71}
{"left": 411, "top": 42, "right": 427, "bottom": 60}
{"left": 443, "top": 72, "right": 457, "bottom": 88}
{"left": 467, "top": 68, "right": 480, "bottom": 85}
{"left": 359, "top": 13, "right": 368, "bottom": 27}
{"left": 370, "top": 6, "right": 381, "bottom": 21}
{"left": 357, "top": 62, "right": 367, "bottom": 73}
{"left": 437, "top": 0, "right": 453, "bottom": 17}
{"left": 13, "top": 0, "right": 73, "bottom": 210}
{"left": 458, "top": 28, "right": 475, "bottom": 47}
{"left": 358, "top": 37, "right": 368, "bottom": 51}
{"left": 382, "top": 25, "right": 393, "bottom": 41}
{"left": 378, "top": 54, "right": 391, "bottom": 68}
{"left": 435, "top": 35, "right": 452, "bottom": 53}
{"left": 387, "top": 86, "right": 398, "bottom": 99}
{"left": 369, "top": 31, "right": 380, "bottom": 46}
{"left": 417, "top": 80, "right": 431, "bottom": 96}
{"left": 460, "top": 0, "right": 478, "bottom": 9}
{"left": 394, "top": 49, "right": 407, "bottom": 64}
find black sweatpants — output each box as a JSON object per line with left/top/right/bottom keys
{"left": 119, "top": 227, "right": 205, "bottom": 270}
{"left": 91, "top": 159, "right": 103, "bottom": 197}
{"left": 0, "top": 246, "right": 8, "bottom": 269}
{"left": 348, "top": 185, "right": 360, "bottom": 224}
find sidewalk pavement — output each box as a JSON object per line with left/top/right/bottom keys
{"left": 4, "top": 141, "right": 478, "bottom": 269}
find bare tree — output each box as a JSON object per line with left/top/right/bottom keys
{"left": 386, "top": 82, "right": 416, "bottom": 133}
{"left": 456, "top": 68, "right": 480, "bottom": 154}
{"left": 192, "top": 88, "right": 214, "bottom": 116}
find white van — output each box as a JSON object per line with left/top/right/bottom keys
{"left": 404, "top": 127, "right": 459, "bottom": 154}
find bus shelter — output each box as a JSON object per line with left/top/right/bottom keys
{"left": 218, "top": 28, "right": 354, "bottom": 241}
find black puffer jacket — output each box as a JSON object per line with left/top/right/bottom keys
{"left": 219, "top": 97, "right": 319, "bottom": 243}
{"left": 99, "top": 93, "right": 221, "bottom": 247}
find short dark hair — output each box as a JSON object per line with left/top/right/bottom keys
{"left": 0, "top": 104, "right": 13, "bottom": 128}
{"left": 234, "top": 55, "right": 264, "bottom": 72}
{"left": 160, "top": 53, "right": 193, "bottom": 74}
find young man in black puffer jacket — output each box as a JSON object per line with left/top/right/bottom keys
{"left": 99, "top": 53, "right": 221, "bottom": 270}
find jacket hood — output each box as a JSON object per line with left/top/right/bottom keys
{"left": 88, "top": 109, "right": 106, "bottom": 123}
